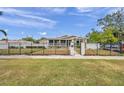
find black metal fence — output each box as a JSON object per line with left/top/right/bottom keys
{"left": 85, "top": 43, "right": 124, "bottom": 56}
{"left": 0, "top": 42, "right": 70, "bottom": 55}
{"left": 1, "top": 41, "right": 124, "bottom": 56}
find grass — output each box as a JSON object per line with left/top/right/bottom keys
{"left": 32, "top": 48, "right": 69, "bottom": 55}
{"left": 0, "top": 59, "right": 124, "bottom": 86}
{"left": 75, "top": 48, "right": 120, "bottom": 56}
{"left": 85, "top": 49, "right": 119, "bottom": 56}
{"left": 0, "top": 48, "right": 69, "bottom": 55}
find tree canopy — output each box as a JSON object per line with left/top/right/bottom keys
{"left": 101, "top": 27, "right": 118, "bottom": 43}
{"left": 0, "top": 11, "right": 3, "bottom": 15}
{"left": 88, "top": 29, "right": 102, "bottom": 43}
{"left": 22, "top": 37, "right": 35, "bottom": 42}
{"left": 87, "top": 27, "right": 118, "bottom": 43}
{"left": 97, "top": 9, "right": 124, "bottom": 41}
{"left": 87, "top": 8, "right": 124, "bottom": 43}
{"left": 0, "top": 11, "right": 8, "bottom": 40}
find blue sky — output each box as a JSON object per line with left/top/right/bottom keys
{"left": 0, "top": 7, "right": 122, "bottom": 40}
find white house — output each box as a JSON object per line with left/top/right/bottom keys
{"left": 39, "top": 35, "right": 87, "bottom": 47}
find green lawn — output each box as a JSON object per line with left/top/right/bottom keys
{"left": 0, "top": 48, "right": 69, "bottom": 55}
{"left": 75, "top": 48, "right": 121, "bottom": 56}
{"left": 0, "top": 59, "right": 124, "bottom": 86}
{"left": 85, "top": 49, "right": 119, "bottom": 56}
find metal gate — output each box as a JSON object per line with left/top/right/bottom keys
{"left": 74, "top": 41, "right": 81, "bottom": 55}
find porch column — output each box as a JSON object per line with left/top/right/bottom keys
{"left": 53, "top": 40, "right": 55, "bottom": 46}
{"left": 67, "top": 40, "right": 68, "bottom": 47}
{"left": 68, "top": 40, "right": 70, "bottom": 47}
{"left": 59, "top": 40, "right": 61, "bottom": 46}
{"left": 65, "top": 40, "right": 67, "bottom": 47}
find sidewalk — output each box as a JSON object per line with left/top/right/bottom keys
{"left": 0, "top": 55, "right": 124, "bottom": 60}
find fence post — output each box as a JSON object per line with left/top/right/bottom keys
{"left": 110, "top": 43, "right": 112, "bottom": 56}
{"left": 31, "top": 42, "right": 33, "bottom": 55}
{"left": 80, "top": 42, "right": 85, "bottom": 56}
{"left": 69, "top": 40, "right": 75, "bottom": 56}
{"left": 8, "top": 42, "right": 10, "bottom": 55}
{"left": 80, "top": 42, "right": 82, "bottom": 55}
{"left": 19, "top": 42, "right": 21, "bottom": 55}
{"left": 55, "top": 43, "right": 56, "bottom": 55}
{"left": 120, "top": 41, "right": 122, "bottom": 54}
{"left": 97, "top": 43, "right": 99, "bottom": 55}
{"left": 43, "top": 44, "right": 44, "bottom": 55}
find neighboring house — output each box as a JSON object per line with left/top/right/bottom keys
{"left": 0, "top": 41, "right": 8, "bottom": 49}
{"left": 39, "top": 35, "right": 87, "bottom": 47}
{"left": 0, "top": 40, "right": 32, "bottom": 49}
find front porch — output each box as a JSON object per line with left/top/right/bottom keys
{"left": 48, "top": 39, "right": 81, "bottom": 47}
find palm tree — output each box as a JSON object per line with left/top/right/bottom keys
{"left": 0, "top": 29, "right": 7, "bottom": 39}
{"left": 0, "top": 11, "right": 3, "bottom": 15}
{"left": 0, "top": 11, "right": 8, "bottom": 40}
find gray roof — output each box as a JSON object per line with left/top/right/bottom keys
{"left": 47, "top": 35, "right": 84, "bottom": 40}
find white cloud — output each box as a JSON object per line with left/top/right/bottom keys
{"left": 0, "top": 16, "right": 56, "bottom": 29}
{"left": 39, "top": 32, "right": 47, "bottom": 35}
{"left": 51, "top": 8, "right": 66, "bottom": 13}
{"left": 20, "top": 14, "right": 56, "bottom": 25}
{"left": 68, "top": 7, "right": 102, "bottom": 19}
{"left": 0, "top": 8, "right": 55, "bottom": 23}
{"left": 76, "top": 7, "right": 94, "bottom": 13}
{"left": 40, "top": 7, "right": 67, "bottom": 14}
{"left": 0, "top": 7, "right": 32, "bottom": 16}
{"left": 0, "top": 7, "right": 57, "bottom": 29}
{"left": 69, "top": 12, "right": 98, "bottom": 19}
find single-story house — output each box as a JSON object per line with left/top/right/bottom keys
{"left": 39, "top": 35, "right": 87, "bottom": 47}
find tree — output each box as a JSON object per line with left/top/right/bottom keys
{"left": 38, "top": 37, "right": 47, "bottom": 41}
{"left": 101, "top": 27, "right": 118, "bottom": 44}
{"left": 97, "top": 8, "right": 124, "bottom": 41}
{"left": 0, "top": 30, "right": 7, "bottom": 37}
{"left": 87, "top": 27, "right": 118, "bottom": 44}
{"left": 0, "top": 11, "right": 3, "bottom": 15}
{"left": 87, "top": 29, "right": 102, "bottom": 43}
{"left": 0, "top": 12, "right": 8, "bottom": 40}
{"left": 35, "top": 37, "right": 47, "bottom": 43}
{"left": 1, "top": 38, "right": 8, "bottom": 41}
{"left": 22, "top": 37, "right": 35, "bottom": 42}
